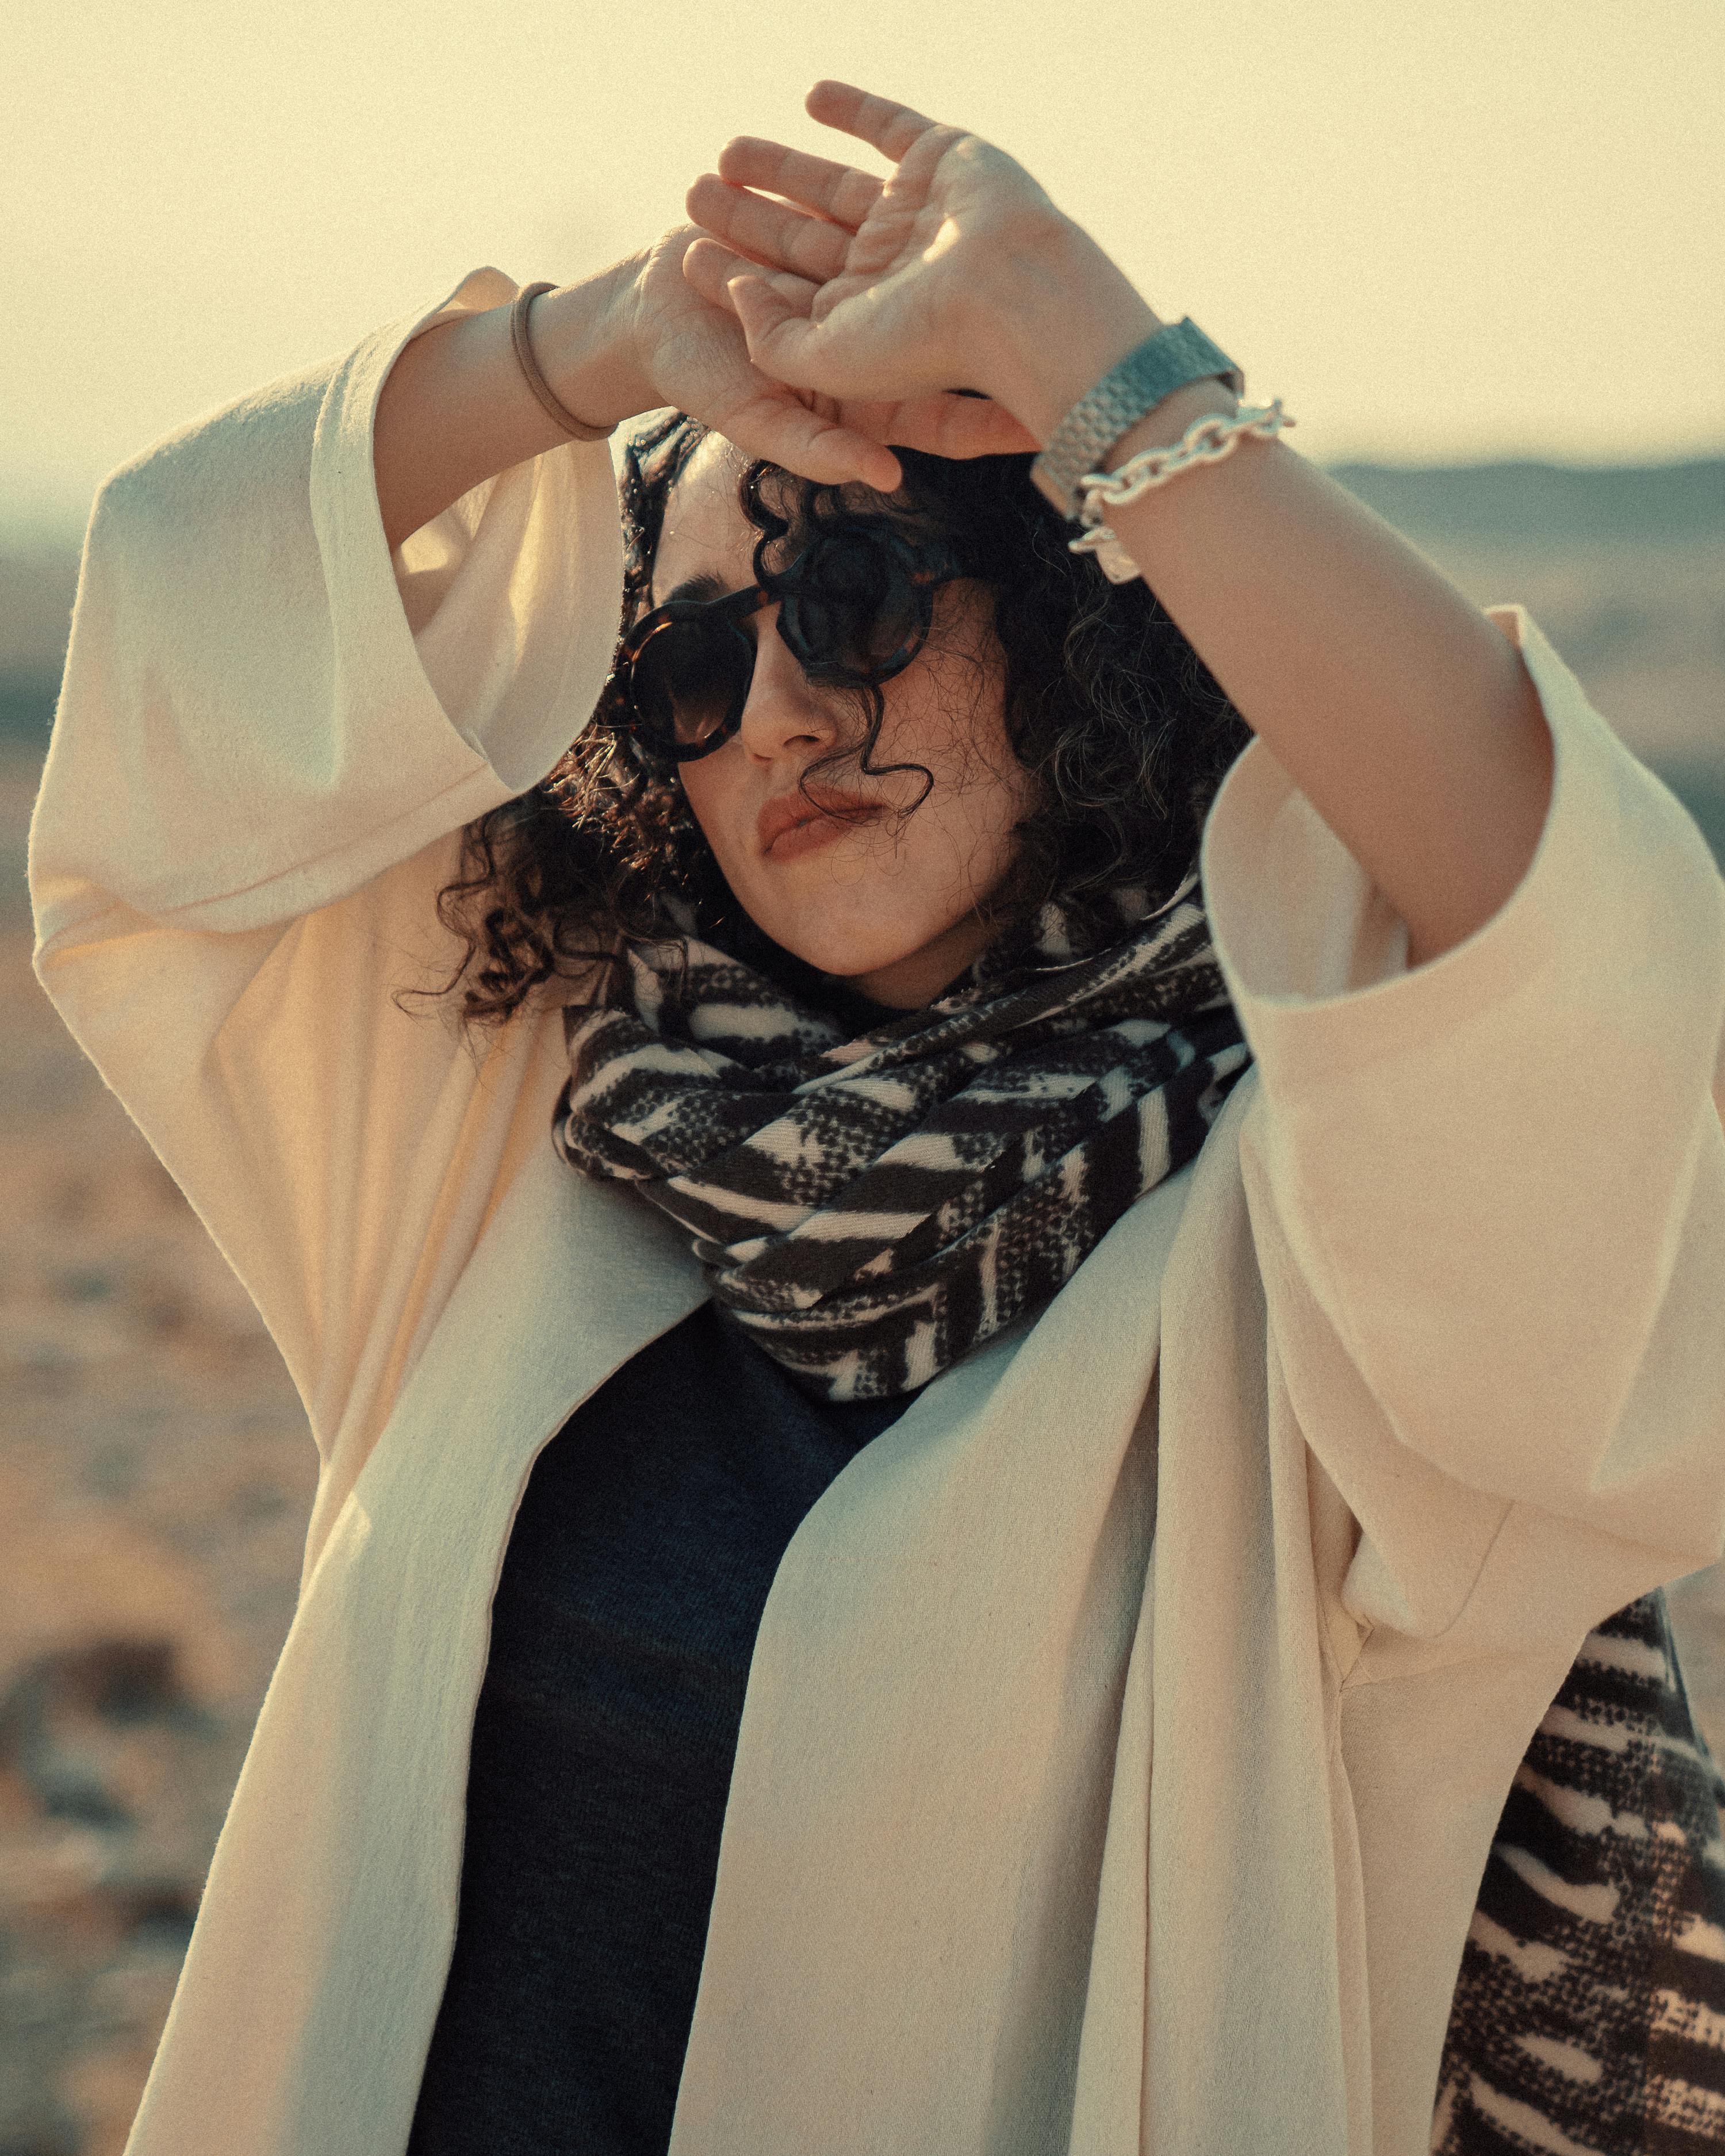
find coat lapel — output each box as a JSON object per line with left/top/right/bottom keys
{"left": 669, "top": 1165, "right": 1195, "bottom": 2156}
{"left": 124, "top": 1154, "right": 706, "bottom": 2156}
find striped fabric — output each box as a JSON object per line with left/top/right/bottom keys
{"left": 551, "top": 875, "right": 1249, "bottom": 1402}
{"left": 1434, "top": 1591, "right": 1725, "bottom": 2153}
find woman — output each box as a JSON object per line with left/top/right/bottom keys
{"left": 28, "top": 78, "right": 1725, "bottom": 2156}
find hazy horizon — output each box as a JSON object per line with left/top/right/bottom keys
{"left": 4, "top": 446, "right": 1721, "bottom": 560}
{"left": 6, "top": 0, "right": 1723, "bottom": 529}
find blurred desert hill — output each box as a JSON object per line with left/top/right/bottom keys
{"left": 1332, "top": 457, "right": 1725, "bottom": 856}
{"left": 1, "top": 456, "right": 1722, "bottom": 2152}
{"left": 1331, "top": 457, "right": 1725, "bottom": 548}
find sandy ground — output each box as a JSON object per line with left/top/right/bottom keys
{"left": 1, "top": 759, "right": 318, "bottom": 2155}
{"left": 2, "top": 549, "right": 1723, "bottom": 2150}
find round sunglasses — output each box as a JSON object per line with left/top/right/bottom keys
{"left": 614, "top": 523, "right": 975, "bottom": 765}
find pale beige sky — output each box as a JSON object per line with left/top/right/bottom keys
{"left": 5, "top": 0, "right": 1722, "bottom": 531}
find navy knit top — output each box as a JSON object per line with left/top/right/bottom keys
{"left": 405, "top": 1296, "right": 918, "bottom": 2155}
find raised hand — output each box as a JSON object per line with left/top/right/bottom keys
{"left": 630, "top": 217, "right": 1035, "bottom": 494}
{"left": 682, "top": 82, "right": 1152, "bottom": 452}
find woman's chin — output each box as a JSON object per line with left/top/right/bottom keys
{"left": 752, "top": 902, "right": 997, "bottom": 1007}
{"left": 727, "top": 874, "right": 942, "bottom": 980}
{"left": 768, "top": 926, "right": 938, "bottom": 982}
{"left": 722, "top": 844, "right": 1016, "bottom": 1003}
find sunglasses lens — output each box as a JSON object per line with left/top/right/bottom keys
{"left": 620, "top": 531, "right": 962, "bottom": 760}
{"left": 630, "top": 619, "right": 749, "bottom": 756}
{"left": 784, "top": 537, "right": 922, "bottom": 677}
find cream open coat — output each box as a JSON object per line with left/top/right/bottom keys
{"left": 28, "top": 266, "right": 1725, "bottom": 2156}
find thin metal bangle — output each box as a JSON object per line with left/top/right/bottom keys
{"left": 508, "top": 282, "right": 616, "bottom": 442}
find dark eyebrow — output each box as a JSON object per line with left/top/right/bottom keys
{"left": 649, "top": 570, "right": 739, "bottom": 611}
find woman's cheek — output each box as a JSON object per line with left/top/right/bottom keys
{"left": 678, "top": 764, "right": 749, "bottom": 879}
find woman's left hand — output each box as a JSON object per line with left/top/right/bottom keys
{"left": 688, "top": 83, "right": 1557, "bottom": 973}
{"left": 683, "top": 81, "right": 1156, "bottom": 459}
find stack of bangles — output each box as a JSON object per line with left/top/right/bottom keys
{"left": 1028, "top": 317, "right": 1293, "bottom": 585}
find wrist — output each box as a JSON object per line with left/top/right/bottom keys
{"left": 1096, "top": 376, "right": 1244, "bottom": 472}
{"left": 528, "top": 255, "right": 658, "bottom": 431}
{"left": 973, "top": 218, "right": 1164, "bottom": 446}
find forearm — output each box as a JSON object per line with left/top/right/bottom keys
{"left": 372, "top": 255, "right": 655, "bottom": 554}
{"left": 991, "top": 238, "right": 1554, "bottom": 968}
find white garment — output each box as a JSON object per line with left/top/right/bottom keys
{"left": 26, "top": 265, "right": 1725, "bottom": 2156}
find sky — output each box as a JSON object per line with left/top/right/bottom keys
{"left": 4, "top": 0, "right": 1723, "bottom": 537}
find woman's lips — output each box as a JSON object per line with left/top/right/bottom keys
{"left": 766, "top": 810, "right": 877, "bottom": 862}
{"left": 757, "top": 789, "right": 881, "bottom": 861}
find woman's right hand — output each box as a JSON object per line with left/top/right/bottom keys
{"left": 377, "top": 225, "right": 1037, "bottom": 552}
{"left": 620, "top": 223, "right": 1036, "bottom": 491}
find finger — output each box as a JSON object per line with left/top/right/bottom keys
{"left": 683, "top": 244, "right": 834, "bottom": 393}
{"left": 666, "top": 217, "right": 783, "bottom": 281}
{"left": 839, "top": 392, "right": 1038, "bottom": 462}
{"left": 804, "top": 79, "right": 942, "bottom": 164}
{"left": 709, "top": 383, "right": 902, "bottom": 492}
{"left": 905, "top": 393, "right": 1042, "bottom": 461}
{"left": 714, "top": 137, "right": 883, "bottom": 229}
{"left": 721, "top": 270, "right": 825, "bottom": 384}
{"left": 685, "top": 174, "right": 850, "bottom": 283}
{"left": 682, "top": 238, "right": 818, "bottom": 325}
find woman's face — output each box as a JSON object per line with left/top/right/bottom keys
{"left": 648, "top": 433, "right": 1040, "bottom": 1008}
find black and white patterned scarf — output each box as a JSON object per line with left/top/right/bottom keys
{"left": 550, "top": 873, "right": 1251, "bottom": 1402}
{"left": 549, "top": 871, "right": 1725, "bottom": 2151}
{"left": 1436, "top": 1589, "right": 1725, "bottom": 2153}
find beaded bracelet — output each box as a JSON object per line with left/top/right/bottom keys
{"left": 1069, "top": 400, "right": 1295, "bottom": 584}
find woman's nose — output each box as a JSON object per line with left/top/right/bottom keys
{"left": 734, "top": 609, "right": 837, "bottom": 761}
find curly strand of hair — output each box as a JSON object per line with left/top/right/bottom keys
{"left": 393, "top": 412, "right": 1253, "bottom": 1050}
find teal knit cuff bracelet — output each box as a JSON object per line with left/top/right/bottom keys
{"left": 1029, "top": 318, "right": 1245, "bottom": 519}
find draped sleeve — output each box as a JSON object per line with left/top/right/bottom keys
{"left": 1200, "top": 605, "right": 1725, "bottom": 1660}
{"left": 26, "top": 266, "right": 625, "bottom": 1553}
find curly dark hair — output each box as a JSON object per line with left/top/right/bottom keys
{"left": 398, "top": 410, "right": 1251, "bottom": 1044}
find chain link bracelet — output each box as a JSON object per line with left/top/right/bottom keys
{"left": 1069, "top": 401, "right": 1295, "bottom": 584}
